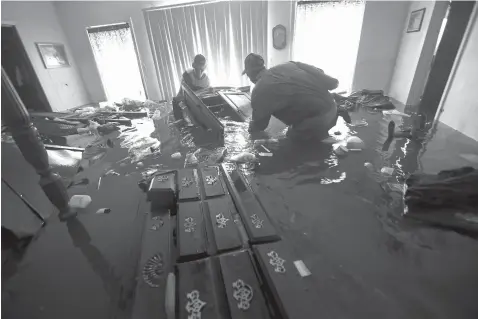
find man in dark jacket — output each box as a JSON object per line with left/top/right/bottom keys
{"left": 243, "top": 53, "right": 340, "bottom": 141}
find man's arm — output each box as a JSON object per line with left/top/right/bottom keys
{"left": 248, "top": 88, "right": 273, "bottom": 133}
{"left": 248, "top": 114, "right": 271, "bottom": 133}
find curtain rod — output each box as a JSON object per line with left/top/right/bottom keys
{"left": 298, "top": 0, "right": 357, "bottom": 4}
{"left": 144, "top": 0, "right": 222, "bottom": 13}
{"left": 87, "top": 22, "right": 129, "bottom": 34}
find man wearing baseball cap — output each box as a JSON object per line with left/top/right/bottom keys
{"left": 243, "top": 53, "right": 341, "bottom": 141}
{"left": 173, "top": 54, "right": 211, "bottom": 120}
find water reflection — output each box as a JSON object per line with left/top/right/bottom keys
{"left": 66, "top": 218, "right": 127, "bottom": 311}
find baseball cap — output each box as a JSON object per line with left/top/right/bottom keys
{"left": 242, "top": 53, "right": 265, "bottom": 75}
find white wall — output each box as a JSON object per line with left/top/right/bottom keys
{"left": 438, "top": 8, "right": 478, "bottom": 141}
{"left": 53, "top": 1, "right": 164, "bottom": 103}
{"left": 1, "top": 1, "right": 91, "bottom": 111}
{"left": 267, "top": 0, "right": 295, "bottom": 67}
{"left": 352, "top": 1, "right": 410, "bottom": 94}
{"left": 388, "top": 1, "right": 448, "bottom": 105}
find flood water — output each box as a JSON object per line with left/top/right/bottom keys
{"left": 2, "top": 103, "right": 478, "bottom": 319}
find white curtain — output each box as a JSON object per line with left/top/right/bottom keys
{"left": 87, "top": 23, "right": 145, "bottom": 102}
{"left": 146, "top": 1, "right": 268, "bottom": 100}
{"left": 293, "top": 1, "right": 365, "bottom": 93}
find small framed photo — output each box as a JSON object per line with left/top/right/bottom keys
{"left": 36, "top": 43, "right": 70, "bottom": 68}
{"left": 407, "top": 8, "right": 426, "bottom": 33}
{"left": 272, "top": 24, "right": 287, "bottom": 50}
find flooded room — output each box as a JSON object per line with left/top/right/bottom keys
{"left": 2, "top": 1, "right": 478, "bottom": 318}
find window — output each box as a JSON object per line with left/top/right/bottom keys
{"left": 87, "top": 23, "right": 146, "bottom": 102}
{"left": 293, "top": 1, "right": 365, "bottom": 93}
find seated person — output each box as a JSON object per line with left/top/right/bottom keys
{"left": 242, "top": 53, "right": 343, "bottom": 141}
{"left": 172, "top": 54, "right": 210, "bottom": 120}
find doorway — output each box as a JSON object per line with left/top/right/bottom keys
{"left": 87, "top": 22, "right": 146, "bottom": 102}
{"left": 1, "top": 25, "right": 51, "bottom": 112}
{"left": 419, "top": 1, "right": 476, "bottom": 118}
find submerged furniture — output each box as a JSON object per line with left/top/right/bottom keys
{"left": 181, "top": 82, "right": 224, "bottom": 144}
{"left": 135, "top": 164, "right": 320, "bottom": 319}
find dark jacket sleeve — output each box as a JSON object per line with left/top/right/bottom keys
{"left": 248, "top": 86, "right": 273, "bottom": 133}
{"left": 248, "top": 114, "right": 271, "bottom": 133}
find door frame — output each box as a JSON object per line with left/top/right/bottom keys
{"left": 433, "top": 3, "right": 478, "bottom": 124}
{"left": 1, "top": 23, "right": 52, "bottom": 112}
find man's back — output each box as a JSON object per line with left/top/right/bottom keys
{"left": 250, "top": 61, "right": 338, "bottom": 131}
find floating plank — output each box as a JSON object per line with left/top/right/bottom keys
{"left": 222, "top": 167, "right": 279, "bottom": 244}
{"left": 201, "top": 166, "right": 225, "bottom": 198}
{"left": 177, "top": 168, "right": 200, "bottom": 202}
{"left": 177, "top": 258, "right": 228, "bottom": 319}
{"left": 148, "top": 172, "right": 176, "bottom": 210}
{"left": 206, "top": 197, "right": 242, "bottom": 253}
{"left": 177, "top": 201, "right": 207, "bottom": 262}
{"left": 252, "top": 242, "right": 319, "bottom": 319}
{"left": 219, "top": 250, "right": 271, "bottom": 319}
{"left": 132, "top": 206, "right": 171, "bottom": 319}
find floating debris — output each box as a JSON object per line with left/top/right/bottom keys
{"left": 381, "top": 167, "right": 395, "bottom": 176}
{"left": 260, "top": 145, "right": 271, "bottom": 153}
{"left": 95, "top": 208, "right": 111, "bottom": 214}
{"left": 105, "top": 170, "right": 120, "bottom": 176}
{"left": 258, "top": 152, "right": 273, "bottom": 157}
{"left": 171, "top": 152, "right": 182, "bottom": 159}
{"left": 69, "top": 195, "right": 92, "bottom": 209}
{"left": 383, "top": 109, "right": 410, "bottom": 117}
{"left": 230, "top": 152, "right": 256, "bottom": 163}
{"left": 137, "top": 162, "right": 144, "bottom": 168}
{"left": 346, "top": 136, "right": 365, "bottom": 150}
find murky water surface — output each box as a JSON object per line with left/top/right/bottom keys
{"left": 3, "top": 104, "right": 478, "bottom": 319}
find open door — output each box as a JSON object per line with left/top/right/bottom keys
{"left": 419, "top": 1, "right": 476, "bottom": 118}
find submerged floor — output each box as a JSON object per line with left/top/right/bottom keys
{"left": 2, "top": 104, "right": 478, "bottom": 319}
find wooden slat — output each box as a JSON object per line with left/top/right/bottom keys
{"left": 252, "top": 242, "right": 319, "bottom": 319}
{"left": 201, "top": 166, "right": 225, "bottom": 198}
{"left": 177, "top": 257, "right": 228, "bottom": 319}
{"left": 132, "top": 210, "right": 171, "bottom": 319}
{"left": 219, "top": 250, "right": 271, "bottom": 319}
{"left": 222, "top": 167, "right": 279, "bottom": 244}
{"left": 206, "top": 197, "right": 242, "bottom": 253}
{"left": 177, "top": 201, "right": 207, "bottom": 262}
{"left": 177, "top": 168, "right": 200, "bottom": 202}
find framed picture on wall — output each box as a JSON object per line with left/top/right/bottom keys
{"left": 407, "top": 8, "right": 426, "bottom": 33}
{"left": 36, "top": 43, "right": 70, "bottom": 68}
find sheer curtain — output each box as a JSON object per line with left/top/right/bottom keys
{"left": 293, "top": 1, "right": 365, "bottom": 93}
{"left": 146, "top": 1, "right": 268, "bottom": 100}
{"left": 87, "top": 23, "right": 145, "bottom": 102}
